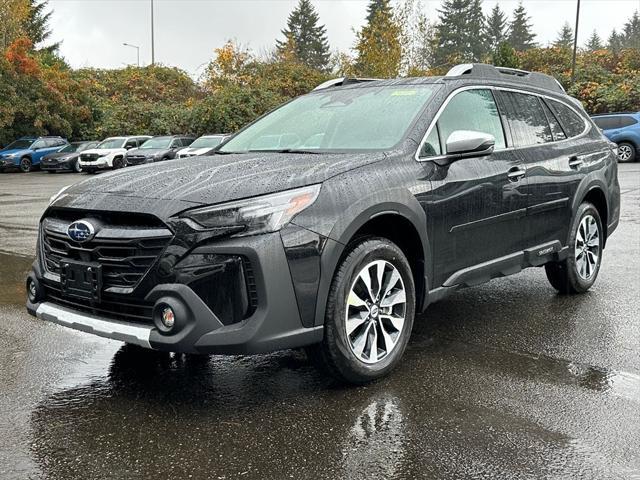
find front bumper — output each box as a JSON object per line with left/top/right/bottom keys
{"left": 41, "top": 160, "right": 75, "bottom": 171}
{"left": 79, "top": 158, "right": 109, "bottom": 169}
{"left": 27, "top": 231, "right": 324, "bottom": 354}
{"left": 0, "top": 158, "right": 18, "bottom": 168}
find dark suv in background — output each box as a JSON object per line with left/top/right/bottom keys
{"left": 27, "top": 64, "right": 620, "bottom": 384}
{"left": 125, "top": 135, "right": 195, "bottom": 165}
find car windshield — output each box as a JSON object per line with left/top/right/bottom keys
{"left": 5, "top": 139, "right": 34, "bottom": 150}
{"left": 190, "top": 136, "right": 224, "bottom": 149}
{"left": 220, "top": 84, "right": 438, "bottom": 153}
{"left": 96, "top": 138, "right": 125, "bottom": 149}
{"left": 140, "top": 137, "right": 172, "bottom": 149}
{"left": 59, "top": 143, "right": 82, "bottom": 153}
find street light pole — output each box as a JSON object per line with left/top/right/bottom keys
{"left": 151, "top": 0, "right": 155, "bottom": 65}
{"left": 571, "top": 0, "right": 581, "bottom": 82}
{"left": 123, "top": 42, "right": 140, "bottom": 67}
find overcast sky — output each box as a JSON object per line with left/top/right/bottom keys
{"left": 48, "top": 0, "right": 639, "bottom": 77}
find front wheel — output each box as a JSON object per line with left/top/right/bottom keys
{"left": 307, "top": 237, "right": 415, "bottom": 384}
{"left": 617, "top": 142, "right": 636, "bottom": 163}
{"left": 74, "top": 160, "right": 82, "bottom": 173}
{"left": 545, "top": 203, "right": 603, "bottom": 294}
{"left": 19, "top": 157, "right": 32, "bottom": 173}
{"left": 112, "top": 157, "right": 125, "bottom": 169}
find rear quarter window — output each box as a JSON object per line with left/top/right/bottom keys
{"left": 547, "top": 100, "right": 587, "bottom": 138}
{"left": 618, "top": 116, "right": 638, "bottom": 128}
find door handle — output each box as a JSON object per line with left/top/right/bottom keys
{"left": 507, "top": 166, "right": 526, "bottom": 182}
{"left": 569, "top": 156, "right": 583, "bottom": 169}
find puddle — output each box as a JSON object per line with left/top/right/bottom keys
{"left": 0, "top": 252, "right": 33, "bottom": 305}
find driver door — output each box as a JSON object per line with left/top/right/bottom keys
{"left": 420, "top": 88, "right": 528, "bottom": 287}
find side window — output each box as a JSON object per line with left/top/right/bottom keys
{"left": 124, "top": 139, "right": 137, "bottom": 149}
{"left": 619, "top": 116, "right": 638, "bottom": 128}
{"left": 183, "top": 138, "right": 194, "bottom": 146}
{"left": 420, "top": 127, "right": 441, "bottom": 157}
{"left": 499, "top": 91, "right": 552, "bottom": 146}
{"left": 592, "top": 117, "right": 616, "bottom": 130}
{"left": 541, "top": 101, "right": 566, "bottom": 141}
{"left": 548, "top": 100, "right": 586, "bottom": 138}
{"left": 32, "top": 140, "right": 46, "bottom": 149}
{"left": 56, "top": 139, "right": 66, "bottom": 146}
{"left": 436, "top": 89, "right": 506, "bottom": 153}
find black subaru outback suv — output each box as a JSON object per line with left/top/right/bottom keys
{"left": 27, "top": 64, "right": 620, "bottom": 384}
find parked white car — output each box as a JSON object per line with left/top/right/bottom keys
{"left": 176, "top": 134, "right": 230, "bottom": 158}
{"left": 78, "top": 136, "right": 151, "bottom": 173}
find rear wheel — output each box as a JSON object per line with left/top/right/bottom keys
{"left": 307, "top": 237, "right": 415, "bottom": 384}
{"left": 19, "top": 157, "right": 32, "bottom": 173}
{"left": 617, "top": 142, "right": 636, "bottom": 163}
{"left": 545, "top": 203, "right": 603, "bottom": 294}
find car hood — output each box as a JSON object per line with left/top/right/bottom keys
{"left": 55, "top": 152, "right": 387, "bottom": 213}
{"left": 44, "top": 152, "right": 77, "bottom": 160}
{"left": 127, "top": 148, "right": 168, "bottom": 156}
{"left": 0, "top": 148, "right": 28, "bottom": 156}
{"left": 180, "top": 147, "right": 210, "bottom": 155}
{"left": 81, "top": 148, "right": 121, "bottom": 155}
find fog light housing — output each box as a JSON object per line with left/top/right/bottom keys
{"left": 161, "top": 306, "right": 175, "bottom": 329}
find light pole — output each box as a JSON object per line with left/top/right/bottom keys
{"left": 123, "top": 42, "right": 140, "bottom": 66}
{"left": 151, "top": 0, "right": 155, "bottom": 65}
{"left": 571, "top": 0, "right": 581, "bottom": 82}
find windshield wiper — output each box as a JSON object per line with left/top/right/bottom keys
{"left": 247, "top": 149, "right": 320, "bottom": 155}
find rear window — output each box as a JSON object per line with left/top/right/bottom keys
{"left": 547, "top": 100, "right": 586, "bottom": 138}
{"left": 499, "top": 91, "right": 553, "bottom": 146}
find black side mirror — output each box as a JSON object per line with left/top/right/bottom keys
{"left": 433, "top": 130, "right": 495, "bottom": 166}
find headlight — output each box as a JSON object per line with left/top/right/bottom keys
{"left": 182, "top": 185, "right": 321, "bottom": 237}
{"left": 49, "top": 185, "right": 71, "bottom": 205}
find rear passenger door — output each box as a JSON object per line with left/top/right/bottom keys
{"left": 421, "top": 88, "right": 529, "bottom": 286}
{"left": 496, "top": 90, "right": 589, "bottom": 249}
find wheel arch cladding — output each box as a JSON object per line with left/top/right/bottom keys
{"left": 582, "top": 186, "right": 608, "bottom": 242}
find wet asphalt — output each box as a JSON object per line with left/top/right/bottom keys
{"left": 0, "top": 166, "right": 639, "bottom": 480}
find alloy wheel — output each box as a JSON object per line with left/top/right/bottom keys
{"left": 345, "top": 260, "right": 407, "bottom": 364}
{"left": 575, "top": 214, "right": 600, "bottom": 280}
{"left": 618, "top": 144, "right": 633, "bottom": 162}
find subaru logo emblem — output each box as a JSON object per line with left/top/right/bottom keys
{"left": 67, "top": 220, "right": 96, "bottom": 243}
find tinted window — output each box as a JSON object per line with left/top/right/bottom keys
{"left": 125, "top": 139, "right": 138, "bottom": 149}
{"left": 499, "top": 92, "right": 552, "bottom": 146}
{"left": 420, "top": 126, "right": 441, "bottom": 157}
{"left": 548, "top": 100, "right": 586, "bottom": 138}
{"left": 619, "top": 116, "right": 638, "bottom": 128}
{"left": 182, "top": 138, "right": 194, "bottom": 146}
{"left": 541, "top": 101, "right": 566, "bottom": 141}
{"left": 592, "top": 117, "right": 618, "bottom": 130}
{"left": 436, "top": 89, "right": 506, "bottom": 153}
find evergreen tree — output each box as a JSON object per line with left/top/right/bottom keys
{"left": 24, "top": 0, "right": 58, "bottom": 52}
{"left": 585, "top": 30, "right": 604, "bottom": 51}
{"left": 492, "top": 41, "right": 519, "bottom": 68}
{"left": 553, "top": 22, "right": 574, "bottom": 49}
{"left": 485, "top": 3, "right": 508, "bottom": 53}
{"left": 276, "top": 0, "right": 330, "bottom": 71}
{"left": 432, "top": 0, "right": 486, "bottom": 67}
{"left": 365, "top": 0, "right": 392, "bottom": 23}
{"left": 354, "top": 0, "right": 402, "bottom": 77}
{"left": 621, "top": 10, "right": 640, "bottom": 49}
{"left": 608, "top": 29, "right": 623, "bottom": 55}
{"left": 508, "top": 2, "right": 536, "bottom": 51}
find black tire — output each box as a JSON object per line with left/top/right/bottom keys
{"left": 545, "top": 202, "right": 603, "bottom": 294}
{"left": 46, "top": 170, "right": 56, "bottom": 174}
{"left": 617, "top": 142, "right": 636, "bottom": 163}
{"left": 112, "top": 157, "right": 124, "bottom": 169}
{"left": 74, "top": 160, "right": 82, "bottom": 173}
{"left": 19, "top": 157, "right": 32, "bottom": 173}
{"left": 307, "top": 237, "right": 416, "bottom": 384}
{"left": 84, "top": 168, "right": 96, "bottom": 174}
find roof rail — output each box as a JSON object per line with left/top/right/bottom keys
{"left": 445, "top": 63, "right": 566, "bottom": 94}
{"left": 591, "top": 111, "right": 640, "bottom": 117}
{"left": 313, "top": 77, "right": 379, "bottom": 91}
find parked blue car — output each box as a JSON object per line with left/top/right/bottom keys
{"left": 0, "top": 136, "right": 69, "bottom": 172}
{"left": 591, "top": 112, "right": 640, "bottom": 163}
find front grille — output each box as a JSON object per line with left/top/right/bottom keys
{"left": 41, "top": 216, "right": 172, "bottom": 291}
{"left": 126, "top": 155, "right": 147, "bottom": 165}
{"left": 80, "top": 153, "right": 100, "bottom": 162}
